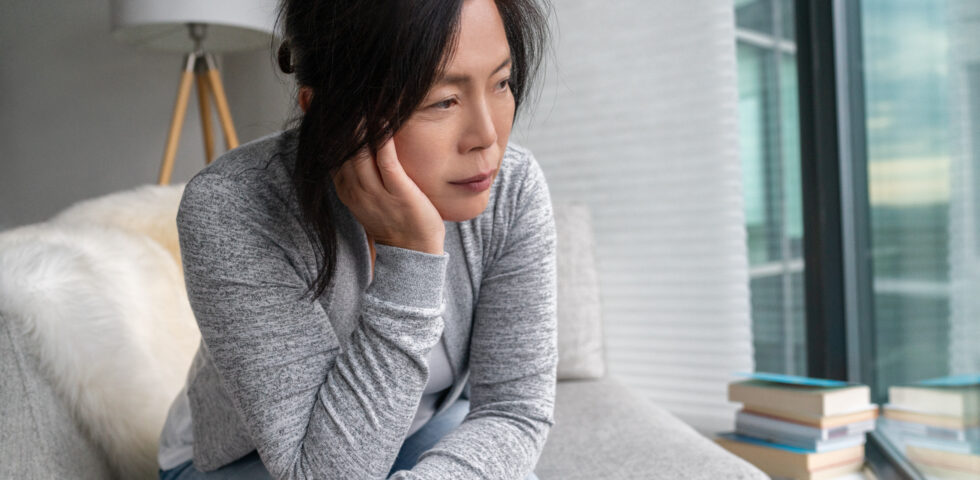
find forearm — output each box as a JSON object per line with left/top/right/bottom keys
{"left": 388, "top": 377, "right": 556, "bottom": 480}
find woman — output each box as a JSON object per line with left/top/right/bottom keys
{"left": 157, "top": 0, "right": 556, "bottom": 478}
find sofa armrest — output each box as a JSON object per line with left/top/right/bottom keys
{"left": 0, "top": 311, "right": 114, "bottom": 479}
{"left": 535, "top": 376, "right": 767, "bottom": 480}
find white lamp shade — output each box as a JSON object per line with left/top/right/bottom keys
{"left": 110, "top": 0, "right": 278, "bottom": 53}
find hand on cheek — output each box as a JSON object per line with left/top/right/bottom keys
{"left": 331, "top": 138, "right": 445, "bottom": 255}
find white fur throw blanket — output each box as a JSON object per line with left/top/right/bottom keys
{"left": 0, "top": 184, "right": 200, "bottom": 479}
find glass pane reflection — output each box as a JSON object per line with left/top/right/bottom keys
{"left": 862, "top": 0, "right": 980, "bottom": 477}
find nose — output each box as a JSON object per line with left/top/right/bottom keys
{"left": 461, "top": 97, "right": 497, "bottom": 153}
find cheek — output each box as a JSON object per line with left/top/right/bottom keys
{"left": 392, "top": 123, "right": 455, "bottom": 187}
{"left": 497, "top": 108, "right": 515, "bottom": 145}
{"left": 494, "top": 99, "right": 516, "bottom": 149}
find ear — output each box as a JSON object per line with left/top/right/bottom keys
{"left": 299, "top": 86, "right": 313, "bottom": 113}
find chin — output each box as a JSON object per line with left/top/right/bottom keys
{"left": 437, "top": 196, "right": 490, "bottom": 222}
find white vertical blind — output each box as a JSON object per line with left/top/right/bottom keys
{"left": 513, "top": 0, "right": 753, "bottom": 434}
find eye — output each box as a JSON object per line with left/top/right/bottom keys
{"left": 429, "top": 97, "right": 458, "bottom": 110}
{"left": 496, "top": 78, "right": 511, "bottom": 92}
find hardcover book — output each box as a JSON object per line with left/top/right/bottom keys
{"left": 734, "top": 422, "right": 866, "bottom": 452}
{"left": 883, "top": 404, "right": 979, "bottom": 430}
{"left": 906, "top": 445, "right": 980, "bottom": 475}
{"left": 729, "top": 380, "right": 871, "bottom": 417}
{"left": 878, "top": 417, "right": 980, "bottom": 443}
{"left": 914, "top": 463, "right": 980, "bottom": 480}
{"left": 715, "top": 432, "right": 865, "bottom": 479}
{"left": 878, "top": 418, "right": 980, "bottom": 455}
{"left": 735, "top": 410, "right": 874, "bottom": 449}
{"left": 768, "top": 461, "right": 864, "bottom": 480}
{"left": 744, "top": 404, "right": 878, "bottom": 429}
{"left": 888, "top": 385, "right": 980, "bottom": 418}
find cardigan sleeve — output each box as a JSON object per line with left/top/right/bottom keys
{"left": 177, "top": 172, "right": 449, "bottom": 480}
{"left": 390, "top": 154, "right": 559, "bottom": 479}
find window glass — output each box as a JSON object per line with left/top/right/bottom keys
{"left": 736, "top": 0, "right": 807, "bottom": 375}
{"left": 862, "top": 0, "right": 980, "bottom": 475}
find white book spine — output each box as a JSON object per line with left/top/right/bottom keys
{"left": 879, "top": 417, "right": 980, "bottom": 443}
{"left": 735, "top": 410, "right": 876, "bottom": 441}
{"left": 735, "top": 424, "right": 867, "bottom": 452}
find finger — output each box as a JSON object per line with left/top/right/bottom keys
{"left": 333, "top": 157, "right": 366, "bottom": 205}
{"left": 374, "top": 137, "right": 411, "bottom": 196}
{"left": 331, "top": 165, "right": 353, "bottom": 204}
{"left": 350, "top": 145, "right": 384, "bottom": 193}
{"left": 331, "top": 157, "right": 353, "bottom": 193}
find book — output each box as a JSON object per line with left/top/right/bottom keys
{"left": 736, "top": 409, "right": 876, "bottom": 441}
{"left": 906, "top": 436, "right": 980, "bottom": 456}
{"left": 735, "top": 422, "right": 867, "bottom": 452}
{"left": 715, "top": 432, "right": 865, "bottom": 479}
{"left": 916, "top": 374, "right": 980, "bottom": 387}
{"left": 744, "top": 404, "right": 878, "bottom": 429}
{"left": 729, "top": 379, "right": 871, "bottom": 417}
{"left": 889, "top": 385, "right": 980, "bottom": 418}
{"left": 914, "top": 462, "right": 980, "bottom": 479}
{"left": 769, "top": 460, "right": 865, "bottom": 480}
{"left": 878, "top": 417, "right": 980, "bottom": 443}
{"left": 878, "top": 418, "right": 980, "bottom": 455}
{"left": 735, "top": 372, "right": 853, "bottom": 388}
{"left": 883, "top": 404, "right": 980, "bottom": 430}
{"left": 906, "top": 445, "right": 980, "bottom": 475}
{"left": 735, "top": 410, "right": 872, "bottom": 452}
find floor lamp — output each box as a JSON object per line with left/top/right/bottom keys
{"left": 109, "top": 0, "right": 277, "bottom": 185}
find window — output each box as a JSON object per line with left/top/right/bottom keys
{"left": 862, "top": 0, "right": 954, "bottom": 401}
{"left": 736, "top": 0, "right": 807, "bottom": 376}
{"left": 741, "top": 0, "right": 979, "bottom": 475}
{"left": 860, "top": 0, "right": 980, "bottom": 475}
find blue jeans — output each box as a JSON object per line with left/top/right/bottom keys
{"left": 158, "top": 397, "right": 539, "bottom": 480}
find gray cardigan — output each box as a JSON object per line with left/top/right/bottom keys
{"left": 174, "top": 128, "right": 558, "bottom": 479}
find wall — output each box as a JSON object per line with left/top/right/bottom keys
{"left": 0, "top": 0, "right": 293, "bottom": 230}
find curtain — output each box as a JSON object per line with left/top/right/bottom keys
{"left": 513, "top": 0, "right": 752, "bottom": 434}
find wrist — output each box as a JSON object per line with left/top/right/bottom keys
{"left": 367, "top": 242, "right": 449, "bottom": 311}
{"left": 374, "top": 230, "right": 444, "bottom": 255}
{"left": 379, "top": 239, "right": 443, "bottom": 256}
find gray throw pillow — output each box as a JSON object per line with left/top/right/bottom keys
{"left": 552, "top": 202, "right": 606, "bottom": 380}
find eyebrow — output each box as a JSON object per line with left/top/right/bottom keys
{"left": 438, "top": 56, "right": 512, "bottom": 86}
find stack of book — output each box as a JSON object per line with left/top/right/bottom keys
{"left": 879, "top": 376, "right": 980, "bottom": 479}
{"left": 717, "top": 373, "right": 876, "bottom": 480}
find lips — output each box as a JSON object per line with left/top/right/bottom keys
{"left": 451, "top": 170, "right": 494, "bottom": 184}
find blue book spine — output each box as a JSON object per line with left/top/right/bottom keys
{"left": 717, "top": 432, "right": 817, "bottom": 454}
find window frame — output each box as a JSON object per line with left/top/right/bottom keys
{"left": 737, "top": 0, "right": 809, "bottom": 377}
{"left": 794, "top": 0, "right": 921, "bottom": 478}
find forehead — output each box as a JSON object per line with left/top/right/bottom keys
{"left": 441, "top": 0, "right": 511, "bottom": 76}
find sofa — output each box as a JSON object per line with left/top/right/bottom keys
{"left": 0, "top": 183, "right": 767, "bottom": 480}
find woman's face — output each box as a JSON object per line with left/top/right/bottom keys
{"left": 393, "top": 0, "right": 515, "bottom": 222}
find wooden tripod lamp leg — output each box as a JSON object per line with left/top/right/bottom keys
{"left": 159, "top": 53, "right": 197, "bottom": 185}
{"left": 195, "top": 59, "right": 215, "bottom": 165}
{"left": 201, "top": 53, "right": 240, "bottom": 150}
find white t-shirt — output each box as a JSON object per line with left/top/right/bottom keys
{"left": 158, "top": 335, "right": 456, "bottom": 470}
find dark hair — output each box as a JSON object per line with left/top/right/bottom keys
{"left": 271, "top": 0, "right": 550, "bottom": 301}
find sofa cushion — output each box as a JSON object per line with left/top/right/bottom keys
{"left": 51, "top": 183, "right": 186, "bottom": 273}
{"left": 0, "top": 187, "right": 200, "bottom": 479}
{"left": 536, "top": 377, "right": 768, "bottom": 480}
{"left": 0, "top": 311, "right": 114, "bottom": 480}
{"left": 553, "top": 203, "right": 606, "bottom": 380}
